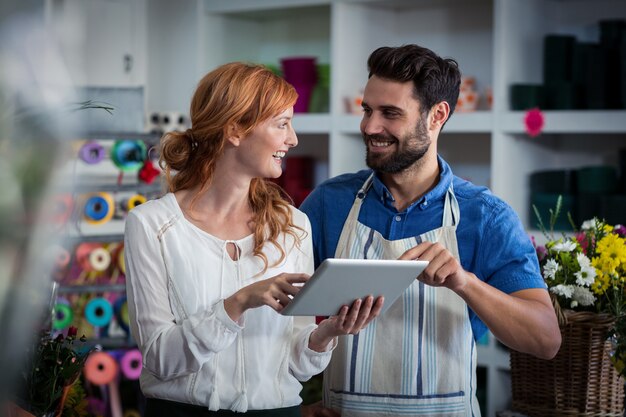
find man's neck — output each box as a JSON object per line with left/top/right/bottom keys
{"left": 378, "top": 156, "right": 440, "bottom": 212}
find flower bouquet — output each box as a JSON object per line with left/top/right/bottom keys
{"left": 510, "top": 196, "right": 626, "bottom": 417}
{"left": 14, "top": 326, "right": 92, "bottom": 417}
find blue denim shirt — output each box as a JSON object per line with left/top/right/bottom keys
{"left": 300, "top": 156, "right": 546, "bottom": 340}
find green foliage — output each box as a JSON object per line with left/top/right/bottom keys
{"left": 60, "top": 379, "right": 89, "bottom": 417}
{"left": 21, "top": 329, "right": 93, "bottom": 416}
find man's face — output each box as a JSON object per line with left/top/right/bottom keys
{"left": 360, "top": 76, "right": 431, "bottom": 173}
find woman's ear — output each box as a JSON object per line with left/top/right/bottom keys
{"left": 226, "top": 123, "right": 243, "bottom": 146}
{"left": 429, "top": 101, "right": 450, "bottom": 131}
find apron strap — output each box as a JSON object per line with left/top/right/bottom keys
{"left": 335, "top": 173, "right": 375, "bottom": 258}
{"left": 442, "top": 184, "right": 460, "bottom": 228}
{"left": 356, "top": 172, "right": 375, "bottom": 201}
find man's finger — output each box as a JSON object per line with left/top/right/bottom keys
{"left": 398, "top": 242, "right": 432, "bottom": 260}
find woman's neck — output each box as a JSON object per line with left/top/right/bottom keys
{"left": 176, "top": 175, "right": 255, "bottom": 240}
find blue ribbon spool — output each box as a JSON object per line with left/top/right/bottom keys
{"left": 85, "top": 297, "right": 113, "bottom": 327}
{"left": 113, "top": 296, "right": 130, "bottom": 334}
{"left": 111, "top": 140, "right": 147, "bottom": 172}
{"left": 83, "top": 193, "right": 114, "bottom": 224}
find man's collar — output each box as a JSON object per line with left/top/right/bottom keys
{"left": 370, "top": 155, "right": 452, "bottom": 208}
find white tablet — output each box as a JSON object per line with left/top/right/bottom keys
{"left": 280, "top": 258, "right": 428, "bottom": 316}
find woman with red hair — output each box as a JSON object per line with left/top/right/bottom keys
{"left": 124, "top": 62, "right": 382, "bottom": 417}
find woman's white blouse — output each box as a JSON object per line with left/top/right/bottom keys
{"left": 124, "top": 193, "right": 332, "bottom": 411}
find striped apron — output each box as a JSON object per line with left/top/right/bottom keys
{"left": 323, "top": 173, "right": 480, "bottom": 416}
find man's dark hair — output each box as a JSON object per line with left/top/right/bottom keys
{"left": 367, "top": 44, "right": 461, "bottom": 117}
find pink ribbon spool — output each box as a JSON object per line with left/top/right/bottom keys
{"left": 120, "top": 349, "right": 142, "bottom": 380}
{"left": 84, "top": 351, "right": 118, "bottom": 385}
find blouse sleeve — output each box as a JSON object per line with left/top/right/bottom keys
{"left": 287, "top": 212, "right": 335, "bottom": 381}
{"left": 124, "top": 210, "right": 242, "bottom": 381}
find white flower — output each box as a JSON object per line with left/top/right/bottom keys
{"left": 571, "top": 286, "right": 596, "bottom": 307}
{"left": 576, "top": 253, "right": 591, "bottom": 269}
{"left": 581, "top": 219, "right": 597, "bottom": 230}
{"left": 570, "top": 300, "right": 578, "bottom": 308}
{"left": 574, "top": 266, "right": 597, "bottom": 286}
{"left": 550, "top": 284, "right": 574, "bottom": 299}
{"left": 552, "top": 240, "right": 577, "bottom": 253}
{"left": 543, "top": 259, "right": 560, "bottom": 280}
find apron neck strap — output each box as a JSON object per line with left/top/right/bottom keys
{"left": 352, "top": 172, "right": 459, "bottom": 227}
{"left": 356, "top": 172, "right": 375, "bottom": 201}
{"left": 442, "top": 185, "right": 459, "bottom": 227}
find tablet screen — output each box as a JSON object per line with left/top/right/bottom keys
{"left": 280, "top": 258, "right": 428, "bottom": 316}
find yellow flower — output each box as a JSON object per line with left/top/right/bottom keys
{"left": 596, "top": 234, "right": 626, "bottom": 271}
{"left": 592, "top": 272, "right": 611, "bottom": 294}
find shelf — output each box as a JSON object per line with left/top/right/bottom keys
{"left": 67, "top": 219, "right": 126, "bottom": 238}
{"left": 54, "top": 181, "right": 163, "bottom": 194}
{"left": 335, "top": 112, "right": 494, "bottom": 134}
{"left": 63, "top": 234, "right": 124, "bottom": 244}
{"left": 84, "top": 336, "right": 136, "bottom": 349}
{"left": 83, "top": 131, "right": 162, "bottom": 142}
{"left": 292, "top": 114, "right": 332, "bottom": 134}
{"left": 57, "top": 284, "right": 126, "bottom": 294}
{"left": 502, "top": 111, "right": 626, "bottom": 134}
{"left": 203, "top": 0, "right": 492, "bottom": 13}
{"left": 204, "top": 0, "right": 330, "bottom": 14}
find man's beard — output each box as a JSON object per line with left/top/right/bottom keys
{"left": 364, "top": 118, "right": 430, "bottom": 174}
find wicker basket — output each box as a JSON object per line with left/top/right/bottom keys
{"left": 510, "top": 304, "right": 625, "bottom": 417}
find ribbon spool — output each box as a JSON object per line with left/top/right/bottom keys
{"left": 123, "top": 410, "right": 141, "bottom": 417}
{"left": 84, "top": 351, "right": 118, "bottom": 385}
{"left": 120, "top": 349, "right": 142, "bottom": 380}
{"left": 111, "top": 140, "right": 147, "bottom": 172}
{"left": 113, "top": 296, "right": 130, "bottom": 333}
{"left": 79, "top": 141, "right": 106, "bottom": 164}
{"left": 125, "top": 194, "right": 146, "bottom": 212}
{"left": 89, "top": 247, "right": 111, "bottom": 271}
{"left": 83, "top": 192, "right": 115, "bottom": 225}
{"left": 85, "top": 297, "right": 113, "bottom": 327}
{"left": 52, "top": 303, "right": 73, "bottom": 330}
{"left": 76, "top": 242, "right": 105, "bottom": 272}
{"left": 50, "top": 193, "right": 74, "bottom": 226}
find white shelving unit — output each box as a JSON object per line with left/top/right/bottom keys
{"left": 43, "top": 0, "right": 626, "bottom": 415}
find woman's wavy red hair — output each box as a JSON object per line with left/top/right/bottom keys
{"left": 159, "top": 62, "right": 302, "bottom": 272}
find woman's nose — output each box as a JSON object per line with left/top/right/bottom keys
{"left": 286, "top": 127, "right": 298, "bottom": 147}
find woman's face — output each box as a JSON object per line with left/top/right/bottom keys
{"left": 236, "top": 107, "right": 298, "bottom": 179}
